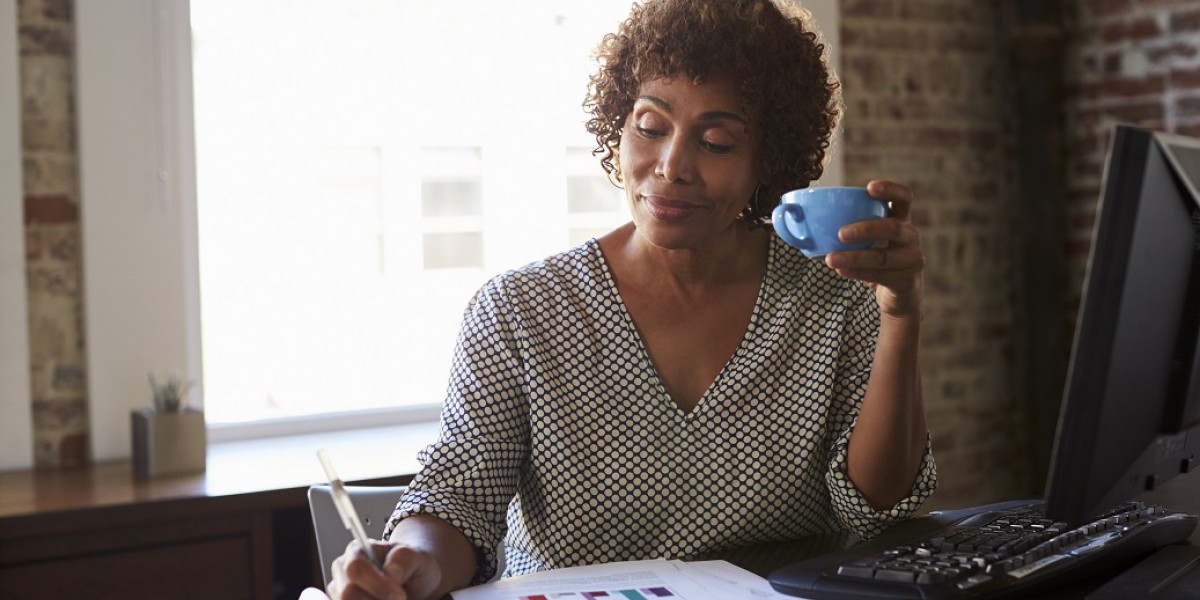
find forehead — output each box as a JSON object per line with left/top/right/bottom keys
{"left": 635, "top": 74, "right": 748, "bottom": 116}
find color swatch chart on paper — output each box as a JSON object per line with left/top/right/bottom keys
{"left": 518, "top": 588, "right": 679, "bottom": 600}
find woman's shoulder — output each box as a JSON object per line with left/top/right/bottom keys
{"left": 498, "top": 239, "right": 599, "bottom": 283}
{"left": 478, "top": 239, "right": 605, "bottom": 301}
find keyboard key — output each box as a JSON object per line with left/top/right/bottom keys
{"left": 956, "top": 574, "right": 993, "bottom": 590}
{"left": 873, "top": 569, "right": 917, "bottom": 583}
{"left": 916, "top": 571, "right": 946, "bottom": 585}
{"left": 836, "top": 564, "right": 875, "bottom": 579}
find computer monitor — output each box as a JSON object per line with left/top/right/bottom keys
{"left": 1044, "top": 124, "right": 1200, "bottom": 525}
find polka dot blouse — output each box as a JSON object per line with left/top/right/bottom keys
{"left": 384, "top": 234, "right": 937, "bottom": 582}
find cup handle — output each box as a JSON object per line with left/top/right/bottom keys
{"left": 772, "top": 204, "right": 814, "bottom": 250}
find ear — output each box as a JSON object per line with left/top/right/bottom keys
{"left": 611, "top": 147, "right": 624, "bottom": 186}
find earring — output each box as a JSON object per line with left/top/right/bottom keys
{"left": 740, "top": 183, "right": 770, "bottom": 229}
{"left": 750, "top": 183, "right": 770, "bottom": 216}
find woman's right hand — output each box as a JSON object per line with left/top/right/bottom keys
{"left": 327, "top": 539, "right": 445, "bottom": 600}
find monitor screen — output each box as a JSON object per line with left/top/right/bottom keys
{"left": 1044, "top": 124, "right": 1200, "bottom": 525}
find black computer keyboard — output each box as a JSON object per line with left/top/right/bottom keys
{"left": 768, "top": 499, "right": 1198, "bottom": 599}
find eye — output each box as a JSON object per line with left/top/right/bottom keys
{"left": 637, "top": 126, "right": 664, "bottom": 139}
{"left": 702, "top": 140, "right": 734, "bottom": 154}
{"left": 633, "top": 111, "right": 668, "bottom": 139}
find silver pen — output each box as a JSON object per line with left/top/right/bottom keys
{"left": 317, "top": 448, "right": 384, "bottom": 570}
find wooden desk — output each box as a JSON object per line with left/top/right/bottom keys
{"left": 0, "top": 423, "right": 435, "bottom": 600}
{"left": 2, "top": 423, "right": 1195, "bottom": 600}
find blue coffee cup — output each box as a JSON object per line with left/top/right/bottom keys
{"left": 772, "top": 187, "right": 888, "bottom": 258}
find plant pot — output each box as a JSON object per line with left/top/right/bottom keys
{"left": 131, "top": 408, "right": 207, "bottom": 478}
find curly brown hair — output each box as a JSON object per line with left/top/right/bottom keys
{"left": 584, "top": 0, "right": 842, "bottom": 226}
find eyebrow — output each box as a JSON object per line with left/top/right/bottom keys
{"left": 637, "top": 95, "right": 749, "bottom": 125}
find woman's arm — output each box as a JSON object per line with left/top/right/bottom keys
{"left": 847, "top": 313, "right": 926, "bottom": 510}
{"left": 825, "top": 180, "right": 929, "bottom": 510}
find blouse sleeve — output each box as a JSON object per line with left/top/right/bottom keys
{"left": 823, "top": 282, "right": 938, "bottom": 540}
{"left": 383, "top": 276, "right": 531, "bottom": 583}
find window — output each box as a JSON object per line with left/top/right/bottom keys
{"left": 191, "top": 1, "right": 633, "bottom": 428}
{"left": 75, "top": 0, "right": 839, "bottom": 455}
{"left": 420, "top": 147, "right": 485, "bottom": 269}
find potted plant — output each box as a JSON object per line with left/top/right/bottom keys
{"left": 131, "top": 373, "right": 206, "bottom": 478}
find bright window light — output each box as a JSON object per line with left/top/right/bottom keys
{"left": 191, "top": 1, "right": 633, "bottom": 425}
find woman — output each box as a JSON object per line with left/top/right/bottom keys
{"left": 330, "top": 1, "right": 936, "bottom": 598}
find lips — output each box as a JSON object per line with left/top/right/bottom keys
{"left": 642, "top": 194, "right": 702, "bottom": 221}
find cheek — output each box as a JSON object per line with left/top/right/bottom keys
{"left": 616, "top": 140, "right": 634, "bottom": 175}
{"left": 617, "top": 128, "right": 651, "bottom": 172}
{"left": 723, "top": 177, "right": 758, "bottom": 211}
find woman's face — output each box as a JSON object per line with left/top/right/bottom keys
{"left": 618, "top": 74, "right": 762, "bottom": 251}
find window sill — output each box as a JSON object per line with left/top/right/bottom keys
{"left": 205, "top": 420, "right": 438, "bottom": 496}
{"left": 206, "top": 404, "right": 443, "bottom": 443}
{"left": 0, "top": 421, "right": 438, "bottom": 519}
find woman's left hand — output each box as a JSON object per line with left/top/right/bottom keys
{"left": 825, "top": 180, "right": 924, "bottom": 319}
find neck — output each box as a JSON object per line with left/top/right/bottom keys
{"left": 602, "top": 223, "right": 770, "bottom": 293}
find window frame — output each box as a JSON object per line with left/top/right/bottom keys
{"left": 1, "top": 0, "right": 34, "bottom": 469}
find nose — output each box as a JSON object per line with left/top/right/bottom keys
{"left": 656, "top": 135, "right": 695, "bottom": 183}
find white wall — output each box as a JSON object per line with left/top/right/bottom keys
{"left": 76, "top": 0, "right": 201, "bottom": 461}
{"left": 0, "top": 0, "right": 34, "bottom": 470}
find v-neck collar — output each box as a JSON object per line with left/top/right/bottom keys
{"left": 588, "top": 236, "right": 775, "bottom": 420}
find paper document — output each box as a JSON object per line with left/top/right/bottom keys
{"left": 294, "top": 558, "right": 806, "bottom": 600}
{"left": 451, "top": 558, "right": 801, "bottom": 600}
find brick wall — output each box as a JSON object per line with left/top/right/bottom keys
{"left": 838, "top": 0, "right": 1200, "bottom": 511}
{"left": 1061, "top": 0, "right": 1200, "bottom": 316}
{"left": 18, "top": 0, "right": 88, "bottom": 467}
{"left": 840, "top": 0, "right": 1032, "bottom": 509}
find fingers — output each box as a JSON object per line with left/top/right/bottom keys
{"left": 383, "top": 545, "right": 443, "bottom": 600}
{"left": 830, "top": 180, "right": 924, "bottom": 317}
{"left": 826, "top": 244, "right": 924, "bottom": 278}
{"left": 838, "top": 216, "right": 917, "bottom": 249}
{"left": 330, "top": 540, "right": 408, "bottom": 600}
{"left": 867, "top": 180, "right": 914, "bottom": 221}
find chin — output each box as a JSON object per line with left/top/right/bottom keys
{"left": 632, "top": 221, "right": 709, "bottom": 251}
